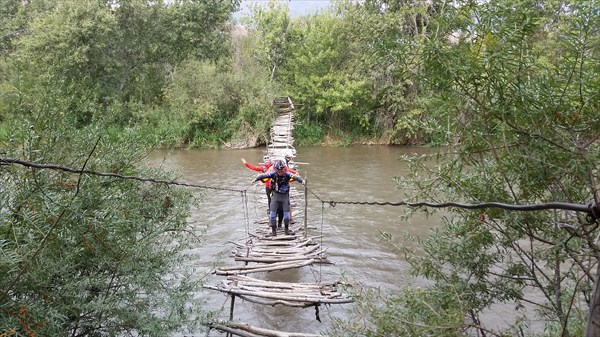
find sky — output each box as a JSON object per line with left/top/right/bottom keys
{"left": 236, "top": 0, "right": 333, "bottom": 18}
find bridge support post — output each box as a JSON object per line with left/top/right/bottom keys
{"left": 304, "top": 179, "right": 308, "bottom": 239}
{"left": 226, "top": 294, "right": 236, "bottom": 337}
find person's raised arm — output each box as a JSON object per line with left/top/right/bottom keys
{"left": 242, "top": 158, "right": 264, "bottom": 172}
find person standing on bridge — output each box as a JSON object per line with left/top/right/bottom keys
{"left": 264, "top": 154, "right": 298, "bottom": 227}
{"left": 284, "top": 150, "right": 295, "bottom": 170}
{"left": 241, "top": 155, "right": 273, "bottom": 215}
{"left": 253, "top": 160, "right": 305, "bottom": 237}
{"left": 243, "top": 156, "right": 286, "bottom": 228}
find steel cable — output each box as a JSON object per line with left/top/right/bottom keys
{"left": 3, "top": 157, "right": 599, "bottom": 221}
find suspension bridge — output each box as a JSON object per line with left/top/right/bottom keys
{"left": 203, "top": 97, "right": 353, "bottom": 337}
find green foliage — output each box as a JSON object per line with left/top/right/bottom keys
{"left": 413, "top": 0, "right": 598, "bottom": 334}
{"left": 0, "top": 122, "right": 8, "bottom": 141}
{"left": 244, "top": 0, "right": 291, "bottom": 82}
{"left": 161, "top": 57, "right": 274, "bottom": 148}
{"left": 279, "top": 12, "right": 374, "bottom": 132}
{"left": 332, "top": 0, "right": 600, "bottom": 336}
{"left": 330, "top": 286, "right": 487, "bottom": 337}
{"left": 5, "top": 0, "right": 238, "bottom": 124}
{"left": 294, "top": 123, "right": 325, "bottom": 146}
{"left": 245, "top": 0, "right": 441, "bottom": 144}
{"left": 0, "top": 0, "right": 45, "bottom": 54}
{"left": 0, "top": 58, "right": 15, "bottom": 122}
{"left": 0, "top": 113, "right": 202, "bottom": 336}
{"left": 2, "top": 0, "right": 599, "bottom": 335}
{"left": 0, "top": 0, "right": 272, "bottom": 149}
{"left": 331, "top": 0, "right": 437, "bottom": 143}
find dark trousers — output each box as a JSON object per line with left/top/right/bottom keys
{"left": 267, "top": 187, "right": 284, "bottom": 225}
{"left": 269, "top": 192, "right": 290, "bottom": 228}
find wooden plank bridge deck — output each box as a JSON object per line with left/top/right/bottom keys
{"left": 205, "top": 275, "right": 352, "bottom": 307}
{"left": 267, "top": 97, "right": 297, "bottom": 161}
{"left": 224, "top": 236, "right": 332, "bottom": 268}
{"left": 205, "top": 97, "right": 352, "bottom": 337}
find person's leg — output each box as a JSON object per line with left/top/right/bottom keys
{"left": 265, "top": 187, "right": 272, "bottom": 216}
{"left": 268, "top": 196, "right": 278, "bottom": 236}
{"left": 282, "top": 194, "right": 292, "bottom": 235}
{"left": 277, "top": 205, "right": 283, "bottom": 228}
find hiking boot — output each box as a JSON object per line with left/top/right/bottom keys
{"left": 284, "top": 222, "right": 294, "bottom": 235}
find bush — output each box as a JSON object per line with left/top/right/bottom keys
{"left": 294, "top": 122, "right": 324, "bottom": 146}
{"left": 0, "top": 116, "right": 203, "bottom": 336}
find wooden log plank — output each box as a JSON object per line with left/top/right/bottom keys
{"left": 235, "top": 294, "right": 316, "bottom": 308}
{"left": 234, "top": 255, "right": 327, "bottom": 268}
{"left": 215, "top": 259, "right": 315, "bottom": 275}
{"left": 250, "top": 238, "right": 313, "bottom": 247}
{"left": 230, "top": 275, "right": 343, "bottom": 289}
{"left": 228, "top": 278, "right": 339, "bottom": 290}
{"left": 242, "top": 237, "right": 321, "bottom": 248}
{"left": 220, "top": 278, "right": 347, "bottom": 294}
{"left": 232, "top": 250, "right": 319, "bottom": 260}
{"left": 211, "top": 322, "right": 322, "bottom": 337}
{"left": 233, "top": 255, "right": 318, "bottom": 264}
{"left": 231, "top": 255, "right": 331, "bottom": 265}
{"left": 237, "top": 245, "right": 318, "bottom": 255}
{"left": 233, "top": 245, "right": 319, "bottom": 255}
{"left": 235, "top": 283, "right": 342, "bottom": 296}
{"left": 235, "top": 285, "right": 325, "bottom": 296}
{"left": 204, "top": 286, "right": 353, "bottom": 304}
{"left": 233, "top": 247, "right": 317, "bottom": 256}
{"left": 232, "top": 279, "right": 340, "bottom": 290}
{"left": 206, "top": 284, "right": 351, "bottom": 302}
{"left": 233, "top": 251, "right": 322, "bottom": 262}
{"left": 232, "top": 250, "right": 319, "bottom": 258}
{"left": 235, "top": 285, "right": 338, "bottom": 295}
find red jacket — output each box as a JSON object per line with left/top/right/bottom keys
{"left": 245, "top": 162, "right": 272, "bottom": 188}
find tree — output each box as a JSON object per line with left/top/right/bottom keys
{"left": 7, "top": 0, "right": 239, "bottom": 124}
{"left": 0, "top": 108, "right": 205, "bottom": 335}
{"left": 333, "top": 0, "right": 441, "bottom": 144}
{"left": 330, "top": 0, "right": 600, "bottom": 336}
{"left": 244, "top": 0, "right": 291, "bottom": 83}
{"left": 276, "top": 11, "right": 373, "bottom": 136}
{"left": 161, "top": 57, "right": 274, "bottom": 148}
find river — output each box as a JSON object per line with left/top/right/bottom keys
{"left": 147, "top": 145, "right": 506, "bottom": 335}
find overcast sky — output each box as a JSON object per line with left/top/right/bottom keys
{"left": 236, "top": 0, "right": 333, "bottom": 18}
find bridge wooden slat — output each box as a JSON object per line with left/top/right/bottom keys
{"left": 214, "top": 258, "right": 315, "bottom": 275}
{"left": 205, "top": 275, "right": 353, "bottom": 305}
{"left": 210, "top": 322, "right": 322, "bottom": 337}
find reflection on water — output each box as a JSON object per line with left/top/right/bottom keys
{"left": 147, "top": 145, "right": 442, "bottom": 335}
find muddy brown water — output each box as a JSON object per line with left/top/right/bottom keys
{"left": 147, "top": 146, "right": 521, "bottom": 335}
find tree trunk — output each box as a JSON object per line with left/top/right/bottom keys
{"left": 586, "top": 258, "right": 600, "bottom": 337}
